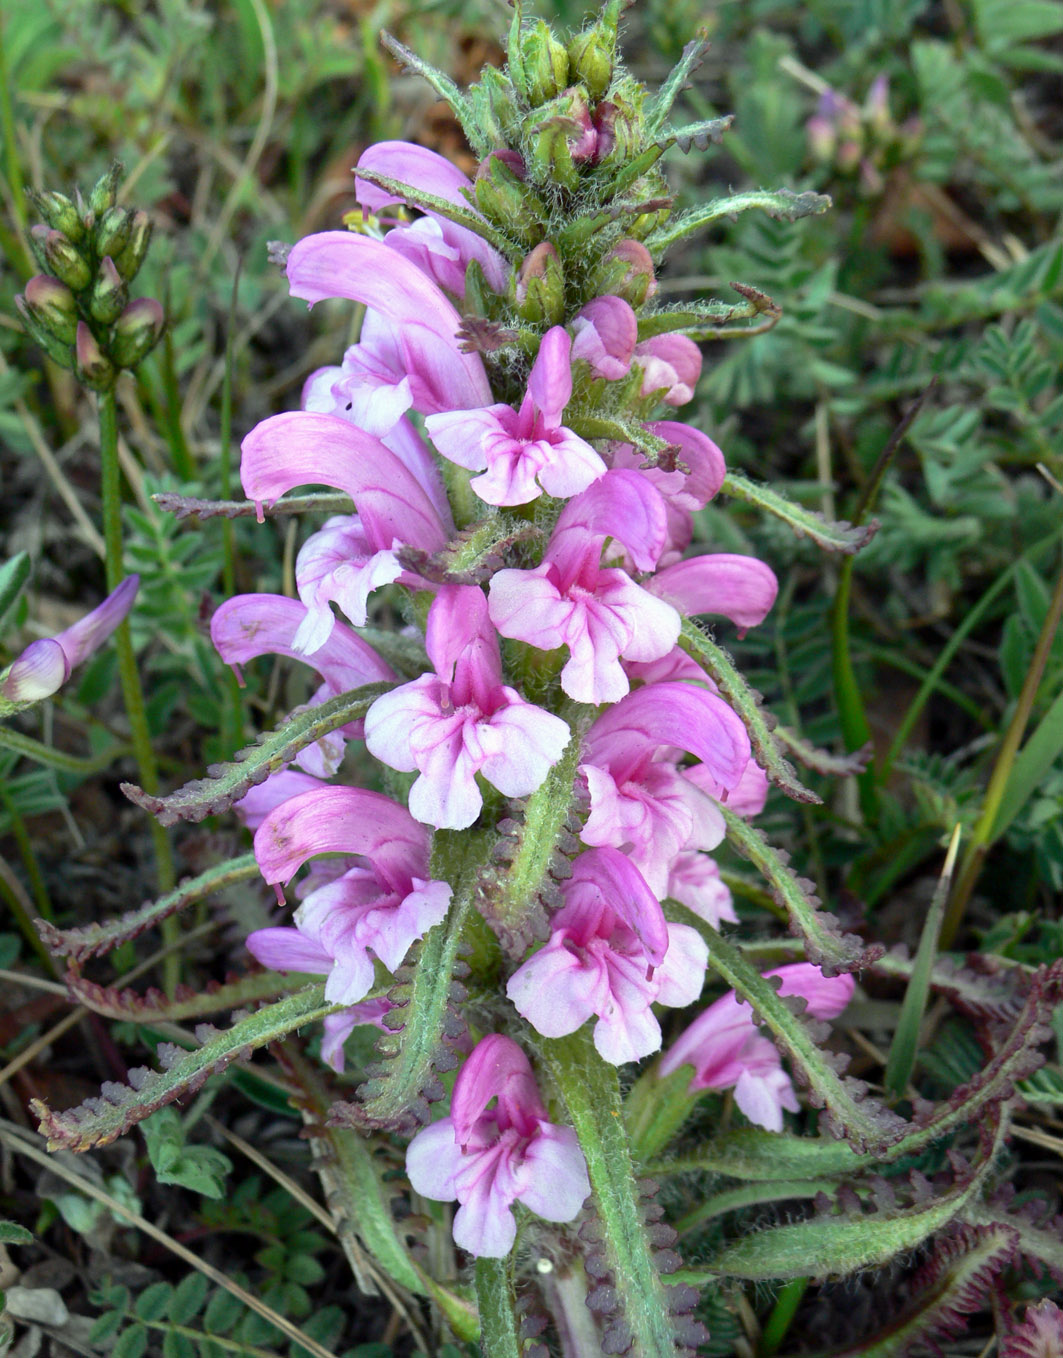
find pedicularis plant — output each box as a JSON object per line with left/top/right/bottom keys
{"left": 22, "top": 4, "right": 1063, "bottom": 1354}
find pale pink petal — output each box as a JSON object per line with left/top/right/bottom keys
{"left": 648, "top": 422, "right": 727, "bottom": 508}
{"left": 246, "top": 926, "right": 333, "bottom": 976}
{"left": 773, "top": 963, "right": 855, "bottom": 1020}
{"left": 480, "top": 698, "right": 571, "bottom": 797}
{"left": 488, "top": 565, "right": 572, "bottom": 649}
{"left": 424, "top": 406, "right": 507, "bottom": 472}
{"left": 451, "top": 1036, "right": 546, "bottom": 1140}
{"left": 506, "top": 939, "right": 607, "bottom": 1038}
{"left": 1, "top": 639, "right": 68, "bottom": 704}
{"left": 362, "top": 676, "right": 439, "bottom": 774}
{"left": 406, "top": 1117, "right": 464, "bottom": 1200}
{"left": 734, "top": 1066, "right": 799, "bottom": 1132}
{"left": 452, "top": 1168, "right": 518, "bottom": 1258}
{"left": 634, "top": 334, "right": 703, "bottom": 406}
{"left": 667, "top": 853, "right": 738, "bottom": 928}
{"left": 518, "top": 1127, "right": 590, "bottom": 1221}
{"left": 364, "top": 878, "right": 452, "bottom": 973}
{"left": 533, "top": 431, "right": 607, "bottom": 501}
{"left": 569, "top": 847, "right": 668, "bottom": 964}
{"left": 653, "top": 923, "right": 709, "bottom": 1008}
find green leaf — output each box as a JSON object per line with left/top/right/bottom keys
{"left": 648, "top": 188, "right": 831, "bottom": 252}
{"left": 143, "top": 1110, "right": 233, "bottom": 1198}
{"left": 0, "top": 552, "right": 30, "bottom": 637}
{"left": 32, "top": 984, "right": 334, "bottom": 1151}
{"left": 722, "top": 472, "right": 879, "bottom": 554}
{"left": 0, "top": 1221, "right": 31, "bottom": 1246}
{"left": 37, "top": 854, "right": 260, "bottom": 962}
{"left": 352, "top": 167, "right": 519, "bottom": 259}
{"left": 678, "top": 620, "right": 818, "bottom": 805}
{"left": 122, "top": 684, "right": 392, "bottom": 825}
{"left": 992, "top": 685, "right": 1063, "bottom": 840}
{"left": 203, "top": 1287, "right": 245, "bottom": 1335}
{"left": 170, "top": 1274, "right": 210, "bottom": 1325}
{"left": 88, "top": 1310, "right": 125, "bottom": 1345}
{"left": 134, "top": 1282, "right": 174, "bottom": 1322}
{"left": 112, "top": 1324, "right": 149, "bottom": 1358}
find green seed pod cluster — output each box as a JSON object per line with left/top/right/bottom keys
{"left": 17, "top": 165, "right": 164, "bottom": 393}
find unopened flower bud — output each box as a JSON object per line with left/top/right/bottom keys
{"left": 601, "top": 79, "right": 645, "bottom": 164}
{"left": 95, "top": 205, "right": 134, "bottom": 260}
{"left": 470, "top": 67, "right": 522, "bottom": 145}
{"left": 30, "top": 227, "right": 92, "bottom": 292}
{"left": 836, "top": 138, "right": 863, "bottom": 173}
{"left": 525, "top": 99, "right": 583, "bottom": 192}
{"left": 14, "top": 295, "right": 76, "bottom": 369}
{"left": 26, "top": 189, "right": 84, "bottom": 242}
{"left": 110, "top": 298, "right": 165, "bottom": 368}
{"left": 87, "top": 163, "right": 122, "bottom": 216}
{"left": 864, "top": 75, "right": 892, "bottom": 138}
{"left": 89, "top": 257, "right": 128, "bottom": 325}
{"left": 588, "top": 239, "right": 657, "bottom": 308}
{"left": 113, "top": 210, "right": 153, "bottom": 282}
{"left": 22, "top": 275, "right": 79, "bottom": 345}
{"left": 474, "top": 153, "right": 545, "bottom": 247}
{"left": 513, "top": 242, "right": 565, "bottom": 325}
{"left": 75, "top": 321, "right": 116, "bottom": 391}
{"left": 521, "top": 20, "right": 570, "bottom": 105}
{"left": 568, "top": 28, "right": 614, "bottom": 101}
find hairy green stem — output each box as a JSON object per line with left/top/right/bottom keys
{"left": 98, "top": 390, "right": 178, "bottom": 988}
{"left": 475, "top": 1257, "right": 523, "bottom": 1358}
{"left": 541, "top": 1028, "right": 680, "bottom": 1358}
{"left": 0, "top": 724, "right": 131, "bottom": 775}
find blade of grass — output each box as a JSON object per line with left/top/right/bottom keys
{"left": 884, "top": 824, "right": 962, "bottom": 1098}
{"left": 989, "top": 683, "right": 1063, "bottom": 842}
{"left": 942, "top": 551, "right": 1063, "bottom": 946}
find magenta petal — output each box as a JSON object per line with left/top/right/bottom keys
{"left": 772, "top": 963, "right": 855, "bottom": 1020}
{"left": 234, "top": 769, "right": 326, "bottom": 830}
{"left": 586, "top": 681, "right": 752, "bottom": 792}
{"left": 246, "top": 926, "right": 333, "bottom": 976}
{"left": 451, "top": 1035, "right": 546, "bottom": 1142}
{"left": 356, "top": 141, "right": 474, "bottom": 213}
{"left": 286, "top": 232, "right": 490, "bottom": 411}
{"left": 571, "top": 296, "right": 637, "bottom": 379}
{"left": 648, "top": 421, "right": 726, "bottom": 507}
{"left": 240, "top": 411, "right": 446, "bottom": 551}
{"left": 211, "top": 593, "right": 394, "bottom": 689}
{"left": 554, "top": 469, "right": 668, "bottom": 572}
{"left": 253, "top": 786, "right": 429, "bottom": 891}
{"left": 425, "top": 585, "right": 493, "bottom": 685}
{"left": 56, "top": 575, "right": 139, "bottom": 669}
{"left": 527, "top": 325, "right": 574, "bottom": 427}
{"left": 648, "top": 554, "right": 779, "bottom": 630}
{"left": 568, "top": 848, "right": 668, "bottom": 966}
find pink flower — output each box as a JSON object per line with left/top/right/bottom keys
{"left": 632, "top": 334, "right": 703, "bottom": 406}
{"left": 658, "top": 963, "right": 855, "bottom": 1131}
{"left": 321, "top": 998, "right": 396, "bottom": 1074}
{"left": 354, "top": 140, "right": 508, "bottom": 295}
{"left": 570, "top": 296, "right": 637, "bottom": 380}
{"left": 405, "top": 1035, "right": 590, "bottom": 1257}
{"left": 488, "top": 470, "right": 680, "bottom": 704}
{"left": 246, "top": 786, "right": 452, "bottom": 1005}
{"left": 286, "top": 231, "right": 491, "bottom": 415}
{"left": 364, "top": 586, "right": 571, "bottom": 829}
{"left": 646, "top": 553, "right": 779, "bottom": 636}
{"left": 579, "top": 681, "right": 752, "bottom": 895}
{"left": 424, "top": 327, "right": 606, "bottom": 506}
{"left": 1, "top": 576, "right": 138, "bottom": 706}
{"left": 667, "top": 852, "right": 738, "bottom": 928}
{"left": 211, "top": 592, "right": 395, "bottom": 776}
{"left": 507, "top": 848, "right": 708, "bottom": 1064}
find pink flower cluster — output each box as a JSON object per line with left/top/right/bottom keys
{"left": 221, "top": 142, "right": 851, "bottom": 1256}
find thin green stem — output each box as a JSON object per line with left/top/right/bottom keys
{"left": 0, "top": 782, "right": 52, "bottom": 920}
{"left": 0, "top": 8, "right": 27, "bottom": 234}
{"left": 758, "top": 1278, "right": 810, "bottom": 1356}
{"left": 0, "top": 724, "right": 130, "bottom": 775}
{"left": 942, "top": 553, "right": 1063, "bottom": 947}
{"left": 475, "top": 1257, "right": 522, "bottom": 1358}
{"left": 0, "top": 851, "right": 57, "bottom": 975}
{"left": 98, "top": 390, "right": 178, "bottom": 989}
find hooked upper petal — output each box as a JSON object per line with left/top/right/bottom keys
{"left": 647, "top": 553, "right": 779, "bottom": 630}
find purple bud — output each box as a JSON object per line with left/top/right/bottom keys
{"left": 89, "top": 256, "right": 128, "bottom": 325}
{"left": 514, "top": 241, "right": 565, "bottom": 324}
{"left": 589, "top": 238, "right": 657, "bottom": 307}
{"left": 0, "top": 577, "right": 138, "bottom": 708}
{"left": 22, "top": 275, "right": 78, "bottom": 344}
{"left": 75, "top": 320, "right": 116, "bottom": 390}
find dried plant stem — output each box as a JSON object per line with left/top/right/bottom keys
{"left": 98, "top": 390, "right": 178, "bottom": 989}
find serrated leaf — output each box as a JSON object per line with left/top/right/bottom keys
{"left": 36, "top": 854, "right": 259, "bottom": 962}
{"left": 649, "top": 188, "right": 831, "bottom": 252}
{"left": 67, "top": 969, "right": 293, "bottom": 1024}
{"left": 723, "top": 471, "right": 879, "bottom": 553}
{"left": 122, "top": 684, "right": 392, "bottom": 826}
{"left": 679, "top": 620, "right": 818, "bottom": 805}
{"left": 32, "top": 984, "right": 334, "bottom": 1151}
{"left": 677, "top": 1110, "right": 1007, "bottom": 1282}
